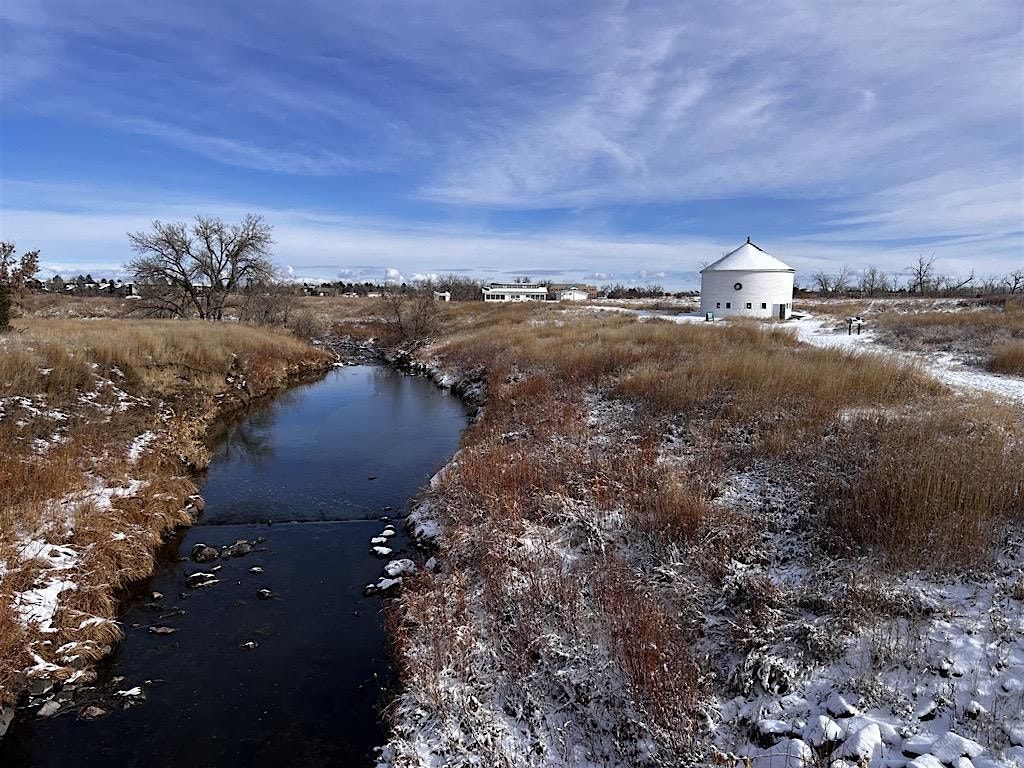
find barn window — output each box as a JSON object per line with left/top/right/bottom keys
{"left": 734, "top": 282, "right": 743, "bottom": 290}
{"left": 746, "top": 302, "right": 752, "bottom": 309}
{"left": 761, "top": 302, "right": 767, "bottom": 309}
{"left": 716, "top": 302, "right": 721, "bottom": 308}
{"left": 726, "top": 302, "right": 731, "bottom": 309}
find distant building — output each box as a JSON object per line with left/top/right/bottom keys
{"left": 481, "top": 282, "right": 548, "bottom": 302}
{"left": 700, "top": 238, "right": 795, "bottom": 320}
{"left": 433, "top": 291, "right": 451, "bottom": 302}
{"left": 557, "top": 287, "right": 589, "bottom": 301}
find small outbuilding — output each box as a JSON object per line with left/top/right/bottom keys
{"left": 699, "top": 238, "right": 795, "bottom": 320}
{"left": 557, "top": 287, "right": 589, "bottom": 302}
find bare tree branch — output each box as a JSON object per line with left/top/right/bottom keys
{"left": 126, "top": 215, "right": 274, "bottom": 319}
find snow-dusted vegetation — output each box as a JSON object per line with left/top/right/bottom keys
{"left": 373, "top": 302, "right": 1024, "bottom": 767}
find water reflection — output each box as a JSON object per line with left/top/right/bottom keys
{"left": 0, "top": 365, "right": 470, "bottom": 767}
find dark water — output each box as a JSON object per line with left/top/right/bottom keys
{"left": 2, "top": 365, "right": 469, "bottom": 768}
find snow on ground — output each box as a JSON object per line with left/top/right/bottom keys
{"left": 657, "top": 438, "right": 1024, "bottom": 767}
{"left": 583, "top": 304, "right": 708, "bottom": 324}
{"left": 127, "top": 431, "right": 156, "bottom": 463}
{"left": 792, "top": 314, "right": 1024, "bottom": 405}
{"left": 14, "top": 578, "right": 79, "bottom": 634}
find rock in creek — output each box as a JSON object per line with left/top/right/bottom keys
{"left": 256, "top": 589, "right": 273, "bottom": 600}
{"left": 221, "top": 540, "right": 254, "bottom": 558}
{"left": 79, "top": 705, "right": 108, "bottom": 720}
{"left": 37, "top": 700, "right": 62, "bottom": 718}
{"left": 384, "top": 559, "right": 416, "bottom": 578}
{"left": 364, "top": 577, "right": 402, "bottom": 596}
{"left": 190, "top": 544, "right": 219, "bottom": 563}
{"left": 186, "top": 572, "right": 218, "bottom": 588}
{"left": 371, "top": 546, "right": 393, "bottom": 558}
{"left": 148, "top": 626, "right": 177, "bottom": 635}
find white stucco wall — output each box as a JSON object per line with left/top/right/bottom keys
{"left": 558, "top": 290, "right": 589, "bottom": 301}
{"left": 699, "top": 270, "right": 795, "bottom": 319}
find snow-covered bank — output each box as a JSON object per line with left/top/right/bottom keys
{"left": 372, "top": 306, "right": 1024, "bottom": 768}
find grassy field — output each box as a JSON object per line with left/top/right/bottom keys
{"left": 0, "top": 318, "right": 330, "bottom": 705}
{"left": 380, "top": 301, "right": 1024, "bottom": 766}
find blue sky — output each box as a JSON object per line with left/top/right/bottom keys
{"left": 1, "top": 0, "right": 1021, "bottom": 288}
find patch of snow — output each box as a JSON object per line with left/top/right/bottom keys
{"left": 407, "top": 500, "right": 442, "bottom": 544}
{"left": 14, "top": 578, "right": 78, "bottom": 632}
{"left": 127, "top": 431, "right": 156, "bottom": 463}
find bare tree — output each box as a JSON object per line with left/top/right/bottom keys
{"left": 810, "top": 270, "right": 833, "bottom": 294}
{"left": 907, "top": 254, "right": 936, "bottom": 294}
{"left": 832, "top": 264, "right": 853, "bottom": 293}
{"left": 377, "top": 286, "right": 442, "bottom": 346}
{"left": 979, "top": 274, "right": 1003, "bottom": 294}
{"left": 426, "top": 274, "right": 485, "bottom": 301}
{"left": 858, "top": 265, "right": 891, "bottom": 296}
{"left": 939, "top": 270, "right": 975, "bottom": 296}
{"left": 1005, "top": 269, "right": 1024, "bottom": 295}
{"left": 237, "top": 281, "right": 301, "bottom": 325}
{"left": 126, "top": 215, "right": 274, "bottom": 319}
{"left": 810, "top": 266, "right": 851, "bottom": 294}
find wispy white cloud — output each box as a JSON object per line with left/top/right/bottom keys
{"left": 420, "top": 1, "right": 1023, "bottom": 224}
{"left": 109, "top": 116, "right": 365, "bottom": 176}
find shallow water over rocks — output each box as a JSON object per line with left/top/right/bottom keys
{"left": 1, "top": 365, "right": 469, "bottom": 767}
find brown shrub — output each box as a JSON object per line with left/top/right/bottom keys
{"left": 598, "top": 556, "right": 701, "bottom": 735}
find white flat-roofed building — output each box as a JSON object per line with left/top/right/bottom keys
{"left": 699, "top": 238, "right": 795, "bottom": 320}
{"left": 481, "top": 282, "right": 548, "bottom": 302}
{"left": 557, "top": 287, "right": 589, "bottom": 301}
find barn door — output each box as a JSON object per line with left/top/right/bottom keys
{"left": 779, "top": 303, "right": 786, "bottom": 320}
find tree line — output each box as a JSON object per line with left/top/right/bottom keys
{"left": 808, "top": 254, "right": 1023, "bottom": 297}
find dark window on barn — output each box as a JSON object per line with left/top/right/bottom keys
{"left": 716, "top": 302, "right": 721, "bottom": 308}
{"left": 726, "top": 302, "right": 731, "bottom": 309}
{"left": 746, "top": 302, "right": 752, "bottom": 309}
{"left": 761, "top": 302, "right": 767, "bottom": 309}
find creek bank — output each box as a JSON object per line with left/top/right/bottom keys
{"left": 3, "top": 363, "right": 471, "bottom": 765}
{"left": 1, "top": 354, "right": 333, "bottom": 740}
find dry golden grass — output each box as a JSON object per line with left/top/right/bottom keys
{"left": 990, "top": 341, "right": 1024, "bottom": 375}
{"left": 827, "top": 407, "right": 1024, "bottom": 568}
{"left": 0, "top": 318, "right": 330, "bottom": 703}
{"left": 439, "top": 310, "right": 938, "bottom": 450}
{"left": 382, "top": 300, "right": 1023, "bottom": 761}
{"left": 429, "top": 305, "right": 1020, "bottom": 568}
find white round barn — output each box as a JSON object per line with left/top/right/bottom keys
{"left": 699, "top": 238, "right": 795, "bottom": 319}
